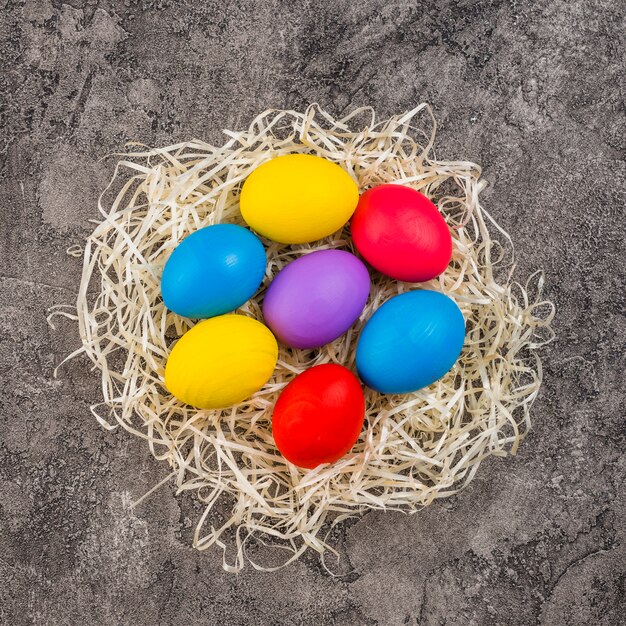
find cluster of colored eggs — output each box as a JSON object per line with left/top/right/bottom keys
{"left": 162, "top": 154, "right": 465, "bottom": 469}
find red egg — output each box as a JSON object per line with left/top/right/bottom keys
{"left": 350, "top": 184, "right": 452, "bottom": 282}
{"left": 272, "top": 364, "right": 365, "bottom": 469}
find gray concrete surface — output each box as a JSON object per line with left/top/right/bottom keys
{"left": 1, "top": 0, "right": 625, "bottom": 624}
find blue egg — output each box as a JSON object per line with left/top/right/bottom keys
{"left": 161, "top": 224, "right": 266, "bottom": 319}
{"left": 356, "top": 290, "right": 465, "bottom": 393}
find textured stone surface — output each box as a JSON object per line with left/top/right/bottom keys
{"left": 1, "top": 1, "right": 625, "bottom": 624}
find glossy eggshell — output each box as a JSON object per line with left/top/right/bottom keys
{"left": 272, "top": 364, "right": 365, "bottom": 469}
{"left": 240, "top": 154, "right": 359, "bottom": 244}
{"left": 263, "top": 250, "right": 370, "bottom": 349}
{"left": 161, "top": 224, "right": 266, "bottom": 319}
{"left": 350, "top": 184, "right": 452, "bottom": 282}
{"left": 165, "top": 315, "right": 278, "bottom": 409}
{"left": 356, "top": 290, "right": 465, "bottom": 393}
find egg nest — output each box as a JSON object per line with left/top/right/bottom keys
{"left": 52, "top": 105, "right": 554, "bottom": 572}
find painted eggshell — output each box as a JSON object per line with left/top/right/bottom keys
{"left": 263, "top": 249, "right": 370, "bottom": 349}
{"left": 272, "top": 363, "right": 365, "bottom": 469}
{"left": 240, "top": 154, "right": 359, "bottom": 244}
{"left": 161, "top": 224, "right": 266, "bottom": 319}
{"left": 165, "top": 315, "right": 278, "bottom": 409}
{"left": 350, "top": 184, "right": 452, "bottom": 282}
{"left": 356, "top": 290, "right": 465, "bottom": 393}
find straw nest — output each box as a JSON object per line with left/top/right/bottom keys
{"left": 51, "top": 104, "right": 555, "bottom": 572}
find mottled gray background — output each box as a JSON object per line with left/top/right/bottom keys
{"left": 1, "top": 0, "right": 625, "bottom": 624}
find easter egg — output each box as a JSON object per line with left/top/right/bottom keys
{"left": 165, "top": 315, "right": 278, "bottom": 409}
{"left": 263, "top": 250, "right": 370, "bottom": 349}
{"left": 350, "top": 184, "right": 452, "bottom": 282}
{"left": 240, "top": 154, "right": 359, "bottom": 244}
{"left": 356, "top": 290, "right": 465, "bottom": 394}
{"left": 272, "top": 364, "right": 365, "bottom": 469}
{"left": 161, "top": 224, "right": 266, "bottom": 319}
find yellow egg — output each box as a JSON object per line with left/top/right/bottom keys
{"left": 240, "top": 154, "right": 359, "bottom": 244}
{"left": 165, "top": 315, "right": 278, "bottom": 409}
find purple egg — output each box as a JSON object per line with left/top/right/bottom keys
{"left": 263, "top": 250, "right": 371, "bottom": 349}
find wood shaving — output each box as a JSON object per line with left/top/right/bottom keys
{"left": 51, "top": 104, "right": 555, "bottom": 572}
